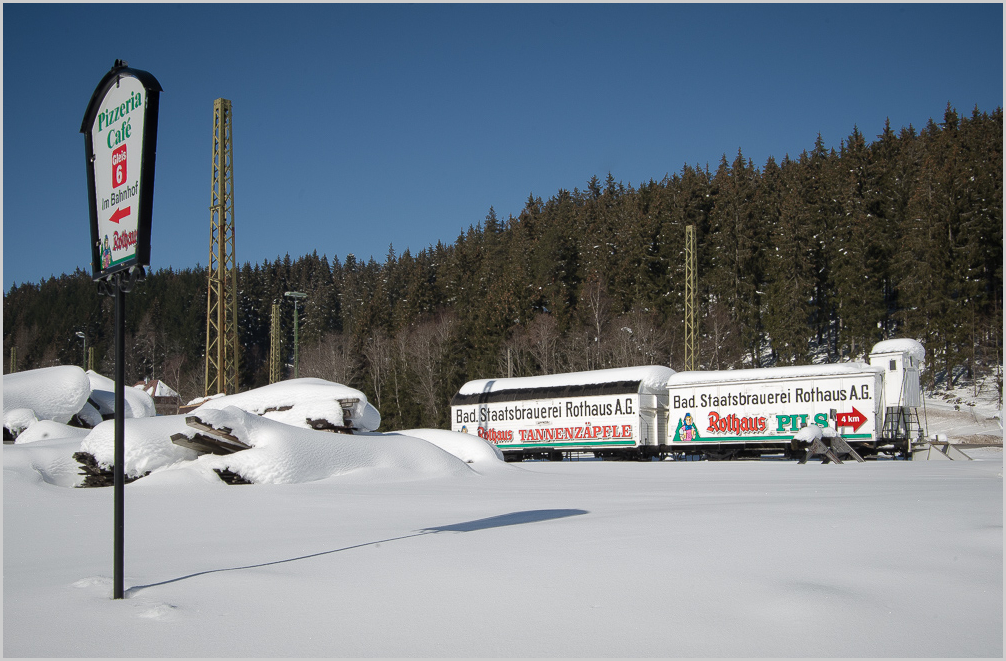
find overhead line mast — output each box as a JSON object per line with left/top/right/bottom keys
{"left": 205, "top": 98, "right": 239, "bottom": 396}
{"left": 269, "top": 300, "right": 281, "bottom": 384}
{"left": 684, "top": 224, "right": 698, "bottom": 371}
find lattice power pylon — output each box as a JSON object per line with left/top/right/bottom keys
{"left": 204, "top": 98, "right": 239, "bottom": 396}
{"left": 684, "top": 224, "right": 698, "bottom": 371}
{"left": 269, "top": 300, "right": 282, "bottom": 384}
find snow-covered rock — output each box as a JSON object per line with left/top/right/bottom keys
{"left": 193, "top": 378, "right": 381, "bottom": 432}
{"left": 86, "top": 370, "right": 157, "bottom": 419}
{"left": 79, "top": 414, "right": 198, "bottom": 477}
{"left": 4, "top": 408, "right": 38, "bottom": 437}
{"left": 394, "top": 428, "right": 506, "bottom": 465}
{"left": 15, "top": 420, "right": 91, "bottom": 444}
{"left": 75, "top": 401, "right": 104, "bottom": 427}
{"left": 3, "top": 366, "right": 92, "bottom": 426}
{"left": 171, "top": 406, "right": 475, "bottom": 484}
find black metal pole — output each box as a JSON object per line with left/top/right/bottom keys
{"left": 293, "top": 302, "right": 300, "bottom": 379}
{"left": 113, "top": 275, "right": 125, "bottom": 599}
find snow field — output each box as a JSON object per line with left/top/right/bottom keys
{"left": 3, "top": 365, "right": 1001, "bottom": 656}
{"left": 4, "top": 442, "right": 1002, "bottom": 657}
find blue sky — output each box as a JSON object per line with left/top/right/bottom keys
{"left": 3, "top": 3, "right": 1002, "bottom": 292}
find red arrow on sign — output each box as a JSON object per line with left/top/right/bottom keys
{"left": 836, "top": 406, "right": 867, "bottom": 432}
{"left": 108, "top": 206, "right": 131, "bottom": 224}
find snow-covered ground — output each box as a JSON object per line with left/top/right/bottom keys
{"left": 922, "top": 379, "right": 1003, "bottom": 447}
{"left": 3, "top": 370, "right": 1002, "bottom": 657}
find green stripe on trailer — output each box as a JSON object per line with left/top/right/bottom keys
{"left": 499, "top": 440, "right": 638, "bottom": 450}
{"left": 671, "top": 433, "right": 874, "bottom": 443}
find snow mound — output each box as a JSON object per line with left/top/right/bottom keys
{"left": 793, "top": 425, "right": 843, "bottom": 442}
{"left": 86, "top": 370, "right": 156, "bottom": 419}
{"left": 185, "top": 392, "right": 226, "bottom": 407}
{"left": 75, "top": 401, "right": 104, "bottom": 427}
{"left": 793, "top": 425, "right": 824, "bottom": 442}
{"left": 15, "top": 420, "right": 91, "bottom": 444}
{"left": 170, "top": 407, "right": 475, "bottom": 484}
{"left": 3, "top": 437, "right": 88, "bottom": 488}
{"left": 870, "top": 338, "right": 925, "bottom": 364}
{"left": 3, "top": 366, "right": 92, "bottom": 425}
{"left": 79, "top": 415, "right": 199, "bottom": 477}
{"left": 669, "top": 361, "right": 883, "bottom": 384}
{"left": 394, "top": 428, "right": 507, "bottom": 466}
{"left": 4, "top": 408, "right": 38, "bottom": 437}
{"left": 459, "top": 365, "right": 675, "bottom": 396}
{"left": 194, "top": 378, "right": 381, "bottom": 432}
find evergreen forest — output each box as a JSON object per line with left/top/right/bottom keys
{"left": 5, "top": 104, "right": 1002, "bottom": 431}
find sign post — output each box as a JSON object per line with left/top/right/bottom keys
{"left": 81, "top": 60, "right": 161, "bottom": 600}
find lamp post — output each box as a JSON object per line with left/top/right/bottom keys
{"left": 75, "top": 331, "right": 87, "bottom": 371}
{"left": 284, "top": 291, "right": 307, "bottom": 379}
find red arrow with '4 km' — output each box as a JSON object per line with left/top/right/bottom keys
{"left": 836, "top": 406, "right": 867, "bottom": 432}
{"left": 108, "top": 206, "right": 131, "bottom": 224}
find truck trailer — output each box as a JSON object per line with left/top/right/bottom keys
{"left": 450, "top": 339, "right": 925, "bottom": 461}
{"left": 665, "top": 339, "right": 926, "bottom": 459}
{"left": 450, "top": 365, "right": 675, "bottom": 461}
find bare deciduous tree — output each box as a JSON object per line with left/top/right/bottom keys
{"left": 404, "top": 312, "right": 455, "bottom": 426}
{"left": 299, "top": 332, "right": 357, "bottom": 385}
{"left": 603, "top": 309, "right": 669, "bottom": 368}
{"left": 559, "top": 329, "right": 592, "bottom": 373}
{"left": 526, "top": 312, "right": 560, "bottom": 375}
{"left": 702, "top": 300, "right": 735, "bottom": 370}
{"left": 362, "top": 330, "right": 392, "bottom": 411}
{"left": 580, "top": 274, "right": 612, "bottom": 370}
{"left": 497, "top": 326, "right": 535, "bottom": 378}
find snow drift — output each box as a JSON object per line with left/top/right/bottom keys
{"left": 79, "top": 415, "right": 199, "bottom": 477}
{"left": 3, "top": 366, "right": 156, "bottom": 441}
{"left": 458, "top": 364, "right": 675, "bottom": 396}
{"left": 3, "top": 365, "right": 92, "bottom": 428}
{"left": 14, "top": 420, "right": 91, "bottom": 445}
{"left": 74, "top": 382, "right": 508, "bottom": 483}
{"left": 87, "top": 370, "right": 157, "bottom": 419}
{"left": 191, "top": 378, "right": 381, "bottom": 432}
{"left": 168, "top": 407, "right": 494, "bottom": 484}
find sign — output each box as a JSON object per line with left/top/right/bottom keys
{"left": 452, "top": 394, "right": 641, "bottom": 449}
{"left": 81, "top": 61, "right": 161, "bottom": 280}
{"left": 667, "top": 372, "right": 882, "bottom": 444}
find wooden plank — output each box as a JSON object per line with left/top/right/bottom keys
{"left": 171, "top": 432, "right": 248, "bottom": 456}
{"left": 214, "top": 468, "right": 253, "bottom": 485}
{"left": 184, "top": 415, "right": 248, "bottom": 447}
{"left": 830, "top": 437, "right": 865, "bottom": 462}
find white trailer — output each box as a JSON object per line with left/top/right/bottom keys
{"left": 450, "top": 366, "right": 675, "bottom": 460}
{"left": 665, "top": 339, "right": 926, "bottom": 459}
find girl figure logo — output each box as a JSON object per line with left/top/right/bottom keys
{"left": 101, "top": 236, "right": 112, "bottom": 269}
{"left": 674, "top": 413, "right": 699, "bottom": 442}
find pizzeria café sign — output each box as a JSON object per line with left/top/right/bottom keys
{"left": 81, "top": 60, "right": 161, "bottom": 280}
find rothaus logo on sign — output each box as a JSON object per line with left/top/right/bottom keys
{"left": 670, "top": 380, "right": 876, "bottom": 442}
{"left": 91, "top": 81, "right": 146, "bottom": 271}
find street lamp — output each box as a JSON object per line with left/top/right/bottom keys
{"left": 75, "top": 331, "right": 87, "bottom": 371}
{"left": 284, "top": 291, "right": 307, "bottom": 379}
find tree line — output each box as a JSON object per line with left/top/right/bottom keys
{"left": 5, "top": 104, "right": 1002, "bottom": 430}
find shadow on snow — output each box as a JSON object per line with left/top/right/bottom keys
{"left": 126, "top": 508, "right": 588, "bottom": 597}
